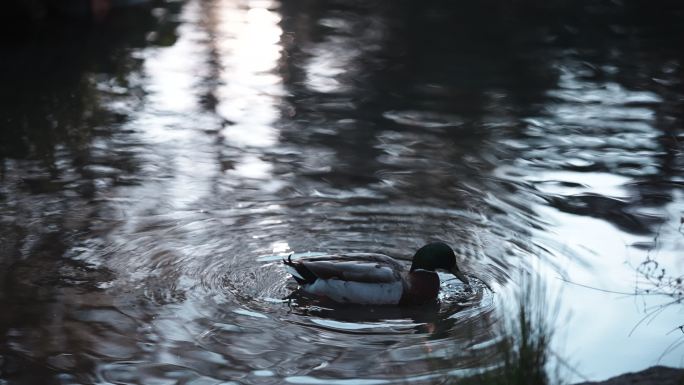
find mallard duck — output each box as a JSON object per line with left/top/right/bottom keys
{"left": 283, "top": 242, "right": 470, "bottom": 305}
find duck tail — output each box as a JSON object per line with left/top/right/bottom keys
{"left": 283, "top": 254, "right": 317, "bottom": 285}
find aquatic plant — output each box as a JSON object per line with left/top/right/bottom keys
{"left": 629, "top": 224, "right": 684, "bottom": 359}
{"left": 457, "top": 274, "right": 563, "bottom": 385}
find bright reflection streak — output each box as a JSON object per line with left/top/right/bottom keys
{"left": 215, "top": 0, "right": 283, "bottom": 148}
{"left": 305, "top": 22, "right": 358, "bottom": 94}
{"left": 271, "top": 241, "right": 290, "bottom": 254}
{"left": 229, "top": 154, "right": 272, "bottom": 179}
{"left": 303, "top": 16, "right": 385, "bottom": 94}
{"left": 134, "top": 1, "right": 218, "bottom": 209}
{"left": 306, "top": 44, "right": 350, "bottom": 93}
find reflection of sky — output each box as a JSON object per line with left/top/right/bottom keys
{"left": 540, "top": 205, "right": 684, "bottom": 381}
{"left": 516, "top": 62, "right": 684, "bottom": 381}
{"left": 124, "top": 0, "right": 285, "bottom": 212}
{"left": 215, "top": 0, "right": 283, "bottom": 148}
{"left": 304, "top": 16, "right": 384, "bottom": 94}
{"left": 133, "top": 1, "right": 219, "bottom": 210}
{"left": 517, "top": 64, "right": 664, "bottom": 178}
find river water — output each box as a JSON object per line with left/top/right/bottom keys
{"left": 1, "top": 1, "right": 683, "bottom": 384}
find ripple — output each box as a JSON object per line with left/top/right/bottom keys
{"left": 383, "top": 110, "right": 465, "bottom": 129}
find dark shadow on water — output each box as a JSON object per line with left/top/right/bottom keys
{"left": 0, "top": 4, "right": 182, "bottom": 384}
{"left": 286, "top": 292, "right": 444, "bottom": 327}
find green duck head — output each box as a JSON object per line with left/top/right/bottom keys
{"left": 410, "top": 242, "right": 470, "bottom": 285}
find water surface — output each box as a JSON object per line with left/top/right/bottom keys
{"left": 1, "top": 0, "right": 683, "bottom": 383}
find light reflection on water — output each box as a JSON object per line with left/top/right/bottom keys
{"left": 0, "top": 0, "right": 683, "bottom": 384}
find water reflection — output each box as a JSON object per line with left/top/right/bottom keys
{"left": 212, "top": 1, "right": 283, "bottom": 148}
{"left": 1, "top": 0, "right": 683, "bottom": 384}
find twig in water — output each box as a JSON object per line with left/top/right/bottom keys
{"left": 629, "top": 298, "right": 681, "bottom": 337}
{"left": 658, "top": 334, "right": 684, "bottom": 363}
{"left": 665, "top": 325, "right": 684, "bottom": 336}
{"left": 557, "top": 277, "right": 639, "bottom": 296}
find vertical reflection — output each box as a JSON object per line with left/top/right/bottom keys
{"left": 303, "top": 16, "right": 383, "bottom": 95}
{"left": 213, "top": 0, "right": 284, "bottom": 149}
{"left": 135, "top": 0, "right": 220, "bottom": 210}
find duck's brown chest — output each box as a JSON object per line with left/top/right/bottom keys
{"left": 400, "top": 270, "right": 440, "bottom": 305}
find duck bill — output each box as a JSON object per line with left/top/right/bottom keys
{"left": 451, "top": 268, "right": 470, "bottom": 285}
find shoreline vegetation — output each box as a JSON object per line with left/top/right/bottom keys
{"left": 457, "top": 274, "right": 558, "bottom": 385}
{"left": 458, "top": 271, "right": 684, "bottom": 385}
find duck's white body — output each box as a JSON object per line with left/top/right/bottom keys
{"left": 283, "top": 252, "right": 449, "bottom": 305}
{"left": 284, "top": 253, "right": 407, "bottom": 305}
{"left": 305, "top": 279, "right": 404, "bottom": 305}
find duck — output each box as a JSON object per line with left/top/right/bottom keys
{"left": 283, "top": 242, "right": 470, "bottom": 305}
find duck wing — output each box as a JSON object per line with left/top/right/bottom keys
{"left": 285, "top": 253, "right": 405, "bottom": 284}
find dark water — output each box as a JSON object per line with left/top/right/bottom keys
{"left": 1, "top": 0, "right": 683, "bottom": 383}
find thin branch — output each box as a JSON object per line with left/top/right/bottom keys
{"left": 665, "top": 325, "right": 684, "bottom": 336}
{"left": 557, "top": 277, "right": 638, "bottom": 296}
{"left": 629, "top": 299, "right": 681, "bottom": 337}
{"left": 658, "top": 335, "right": 684, "bottom": 363}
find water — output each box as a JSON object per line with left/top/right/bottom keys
{"left": 1, "top": 0, "right": 683, "bottom": 383}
